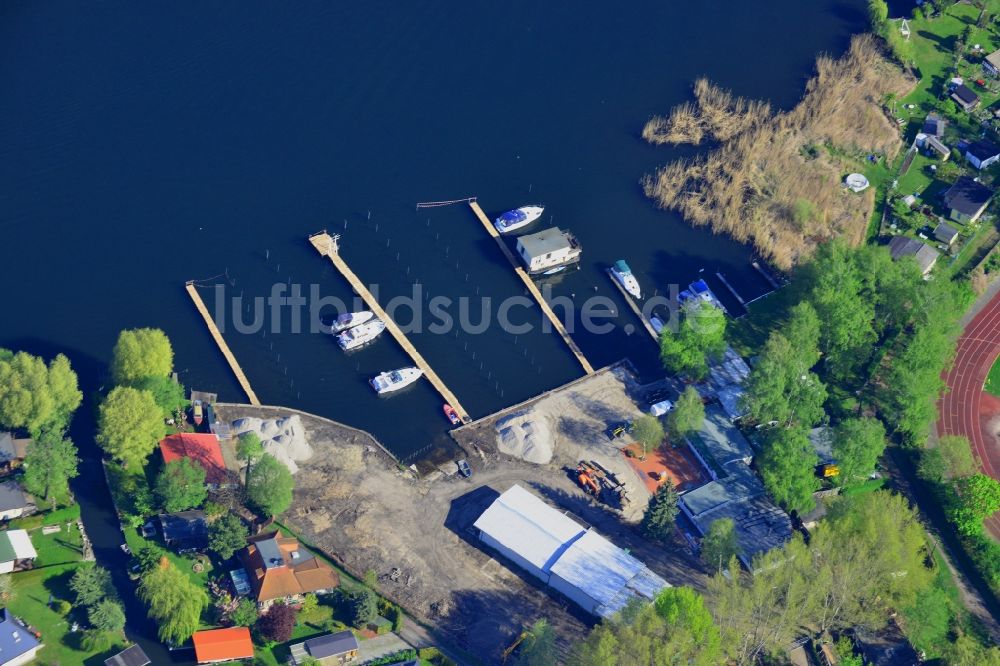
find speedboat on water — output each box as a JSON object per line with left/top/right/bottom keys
{"left": 494, "top": 205, "right": 544, "bottom": 234}
{"left": 337, "top": 319, "right": 386, "bottom": 351}
{"left": 679, "top": 279, "right": 728, "bottom": 315}
{"left": 370, "top": 367, "right": 423, "bottom": 394}
{"left": 329, "top": 310, "right": 374, "bottom": 333}
{"left": 610, "top": 260, "right": 641, "bottom": 299}
{"left": 443, "top": 404, "right": 461, "bottom": 425}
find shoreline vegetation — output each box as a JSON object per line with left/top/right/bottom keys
{"left": 641, "top": 34, "right": 915, "bottom": 269}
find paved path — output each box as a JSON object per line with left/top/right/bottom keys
{"left": 937, "top": 286, "right": 1000, "bottom": 539}
{"left": 358, "top": 632, "right": 413, "bottom": 662}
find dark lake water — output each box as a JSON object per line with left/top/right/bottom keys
{"left": 0, "top": 1, "right": 866, "bottom": 660}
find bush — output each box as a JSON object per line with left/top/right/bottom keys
{"left": 256, "top": 603, "right": 296, "bottom": 643}
{"left": 387, "top": 604, "right": 405, "bottom": 632}
{"left": 53, "top": 599, "right": 72, "bottom": 617}
{"left": 349, "top": 589, "right": 377, "bottom": 627}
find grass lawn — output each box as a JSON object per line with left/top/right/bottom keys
{"left": 122, "top": 527, "right": 214, "bottom": 590}
{"left": 30, "top": 523, "right": 85, "bottom": 568}
{"left": 984, "top": 355, "right": 1000, "bottom": 397}
{"left": 840, "top": 477, "right": 887, "bottom": 497}
{"left": 901, "top": 3, "right": 984, "bottom": 113}
{"left": 896, "top": 152, "right": 938, "bottom": 197}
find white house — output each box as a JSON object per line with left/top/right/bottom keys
{"left": 515, "top": 227, "right": 582, "bottom": 274}
{"left": 0, "top": 530, "right": 36, "bottom": 574}
{"left": 965, "top": 140, "right": 1000, "bottom": 170}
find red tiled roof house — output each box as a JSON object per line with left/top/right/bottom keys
{"left": 238, "top": 531, "right": 339, "bottom": 608}
{"left": 193, "top": 627, "right": 254, "bottom": 664}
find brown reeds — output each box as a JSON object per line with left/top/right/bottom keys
{"left": 642, "top": 34, "right": 915, "bottom": 269}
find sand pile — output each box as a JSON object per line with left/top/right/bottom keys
{"left": 232, "top": 414, "right": 313, "bottom": 474}
{"left": 495, "top": 410, "right": 553, "bottom": 464}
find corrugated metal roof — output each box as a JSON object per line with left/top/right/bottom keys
{"left": 473, "top": 485, "right": 585, "bottom": 573}
{"left": 549, "top": 531, "right": 643, "bottom": 608}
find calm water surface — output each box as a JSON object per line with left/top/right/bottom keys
{"left": 0, "top": 1, "right": 865, "bottom": 660}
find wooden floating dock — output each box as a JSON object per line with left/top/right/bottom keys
{"left": 468, "top": 201, "right": 595, "bottom": 375}
{"left": 605, "top": 269, "right": 659, "bottom": 342}
{"left": 307, "top": 232, "right": 472, "bottom": 423}
{"left": 751, "top": 261, "right": 782, "bottom": 290}
{"left": 185, "top": 282, "right": 261, "bottom": 406}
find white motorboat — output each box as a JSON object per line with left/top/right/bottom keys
{"left": 370, "top": 367, "right": 423, "bottom": 394}
{"left": 329, "top": 310, "right": 374, "bottom": 333}
{"left": 494, "top": 205, "right": 544, "bottom": 234}
{"left": 610, "top": 260, "right": 641, "bottom": 299}
{"left": 337, "top": 319, "right": 386, "bottom": 350}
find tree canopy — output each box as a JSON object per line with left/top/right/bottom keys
{"left": 513, "top": 619, "right": 557, "bottom": 666}
{"left": 111, "top": 328, "right": 174, "bottom": 385}
{"left": 209, "top": 513, "right": 249, "bottom": 560}
{"left": 257, "top": 603, "right": 297, "bottom": 643}
{"left": 667, "top": 386, "right": 704, "bottom": 439}
{"left": 756, "top": 425, "right": 819, "bottom": 513}
{"left": 571, "top": 587, "right": 721, "bottom": 666}
{"left": 949, "top": 474, "right": 1000, "bottom": 536}
{"left": 659, "top": 301, "right": 726, "bottom": 380}
{"left": 21, "top": 427, "right": 79, "bottom": 510}
{"left": 132, "top": 375, "right": 186, "bottom": 419}
{"left": 700, "top": 518, "right": 739, "bottom": 572}
{"left": 155, "top": 458, "right": 207, "bottom": 512}
{"left": 632, "top": 415, "right": 665, "bottom": 455}
{"left": 641, "top": 480, "right": 679, "bottom": 541}
{"left": 97, "top": 386, "right": 166, "bottom": 469}
{"left": 246, "top": 453, "right": 294, "bottom": 517}
{"left": 138, "top": 557, "right": 208, "bottom": 645}
{"left": 0, "top": 350, "right": 82, "bottom": 435}
{"left": 832, "top": 417, "right": 886, "bottom": 487}
{"left": 920, "top": 435, "right": 978, "bottom": 485}
{"left": 88, "top": 599, "right": 126, "bottom": 634}
{"left": 70, "top": 564, "right": 117, "bottom": 607}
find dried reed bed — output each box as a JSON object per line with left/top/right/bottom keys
{"left": 641, "top": 35, "right": 914, "bottom": 269}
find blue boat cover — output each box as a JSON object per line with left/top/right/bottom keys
{"left": 614, "top": 260, "right": 631, "bottom": 273}
{"left": 690, "top": 279, "right": 709, "bottom": 294}
{"left": 499, "top": 209, "right": 527, "bottom": 225}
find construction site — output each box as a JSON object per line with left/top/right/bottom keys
{"left": 216, "top": 363, "right": 708, "bottom": 663}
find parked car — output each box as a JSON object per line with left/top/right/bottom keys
{"left": 456, "top": 459, "right": 472, "bottom": 478}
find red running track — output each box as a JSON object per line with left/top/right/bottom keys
{"left": 938, "top": 290, "right": 1000, "bottom": 539}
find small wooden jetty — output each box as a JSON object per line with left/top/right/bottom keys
{"left": 308, "top": 232, "right": 472, "bottom": 423}
{"left": 468, "top": 200, "right": 595, "bottom": 375}
{"left": 184, "top": 282, "right": 261, "bottom": 406}
{"left": 605, "top": 268, "right": 659, "bottom": 342}
{"left": 751, "top": 261, "right": 782, "bottom": 290}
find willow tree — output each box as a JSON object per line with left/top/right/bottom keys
{"left": 139, "top": 557, "right": 207, "bottom": 645}
{"left": 96, "top": 386, "right": 165, "bottom": 469}
{"left": 111, "top": 328, "right": 174, "bottom": 385}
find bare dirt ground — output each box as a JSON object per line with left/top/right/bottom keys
{"left": 217, "top": 366, "right": 708, "bottom": 663}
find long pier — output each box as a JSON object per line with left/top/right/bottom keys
{"left": 605, "top": 269, "right": 659, "bottom": 342}
{"left": 308, "top": 232, "right": 472, "bottom": 423}
{"left": 185, "top": 282, "right": 261, "bottom": 406}
{"left": 468, "top": 201, "right": 595, "bottom": 375}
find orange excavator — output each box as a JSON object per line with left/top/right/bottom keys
{"left": 576, "top": 468, "right": 600, "bottom": 496}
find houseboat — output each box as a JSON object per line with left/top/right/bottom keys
{"left": 515, "top": 227, "right": 582, "bottom": 275}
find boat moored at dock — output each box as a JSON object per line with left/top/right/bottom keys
{"left": 610, "top": 260, "right": 641, "bottom": 299}
{"left": 515, "top": 227, "right": 582, "bottom": 275}
{"left": 370, "top": 367, "right": 424, "bottom": 394}
{"left": 443, "top": 404, "right": 461, "bottom": 425}
{"left": 329, "top": 310, "right": 373, "bottom": 333}
{"left": 337, "top": 319, "right": 386, "bottom": 350}
{"left": 679, "top": 279, "right": 728, "bottom": 315}
{"left": 494, "top": 205, "right": 544, "bottom": 234}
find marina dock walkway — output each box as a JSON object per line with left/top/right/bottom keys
{"left": 308, "top": 232, "right": 471, "bottom": 423}
{"left": 185, "top": 282, "right": 261, "bottom": 406}
{"left": 468, "top": 201, "right": 595, "bottom": 375}
{"left": 605, "top": 269, "right": 659, "bottom": 342}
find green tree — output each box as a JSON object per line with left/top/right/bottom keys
{"left": 138, "top": 557, "right": 208, "bottom": 646}
{"left": 349, "top": 588, "right": 377, "bottom": 627}
{"left": 257, "top": 603, "right": 297, "bottom": 643}
{"left": 950, "top": 474, "right": 1000, "bottom": 536}
{"left": 757, "top": 426, "right": 819, "bottom": 513}
{"left": 868, "top": 0, "right": 888, "bottom": 28}
{"left": 80, "top": 629, "right": 116, "bottom": 653}
{"left": 246, "top": 453, "right": 294, "bottom": 517}
{"left": 514, "top": 618, "right": 556, "bottom": 666}
{"left": 132, "top": 375, "right": 186, "bottom": 419}
{"left": 659, "top": 301, "right": 726, "bottom": 380}
{"left": 70, "top": 565, "right": 117, "bottom": 607}
{"left": 209, "top": 513, "right": 249, "bottom": 560}
{"left": 111, "top": 328, "right": 174, "bottom": 385}
{"left": 96, "top": 386, "right": 166, "bottom": 469}
{"left": 641, "top": 479, "right": 679, "bottom": 541}
{"left": 0, "top": 350, "right": 81, "bottom": 435}
{"left": 832, "top": 418, "right": 886, "bottom": 487}
{"left": 632, "top": 415, "right": 665, "bottom": 456}
{"left": 938, "top": 435, "right": 978, "bottom": 480}
{"left": 942, "top": 632, "right": 1000, "bottom": 666}
{"left": 237, "top": 432, "right": 264, "bottom": 485}
{"left": 740, "top": 332, "right": 826, "bottom": 428}
{"left": 667, "top": 386, "right": 704, "bottom": 439}
{"left": 155, "top": 458, "right": 207, "bottom": 512}
{"left": 700, "top": 518, "right": 739, "bottom": 572}
{"left": 571, "top": 587, "right": 721, "bottom": 666}
{"left": 230, "top": 598, "right": 259, "bottom": 627}
{"left": 89, "top": 599, "right": 126, "bottom": 634}
{"left": 21, "top": 428, "right": 79, "bottom": 510}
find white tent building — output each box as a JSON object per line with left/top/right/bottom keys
{"left": 473, "top": 485, "right": 668, "bottom": 618}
